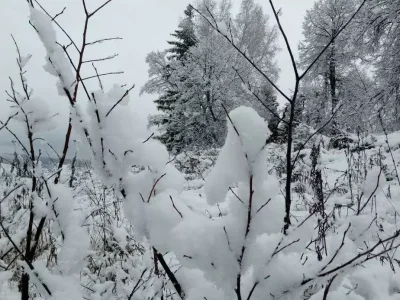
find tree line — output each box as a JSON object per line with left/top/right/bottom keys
{"left": 143, "top": 0, "right": 400, "bottom": 154}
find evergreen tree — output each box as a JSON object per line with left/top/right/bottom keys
{"left": 145, "top": 5, "right": 198, "bottom": 152}
{"left": 167, "top": 5, "right": 197, "bottom": 61}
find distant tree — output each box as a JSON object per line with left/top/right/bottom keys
{"left": 356, "top": 0, "right": 400, "bottom": 131}
{"left": 143, "top": 5, "right": 198, "bottom": 152}
{"left": 167, "top": 5, "right": 197, "bottom": 61}
{"left": 299, "top": 0, "right": 359, "bottom": 134}
{"left": 142, "top": 0, "right": 279, "bottom": 153}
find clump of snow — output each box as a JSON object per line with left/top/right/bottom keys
{"left": 12, "top": 97, "right": 56, "bottom": 133}
{"left": 29, "top": 7, "right": 75, "bottom": 96}
{"left": 205, "top": 106, "right": 271, "bottom": 205}
{"left": 49, "top": 184, "right": 89, "bottom": 275}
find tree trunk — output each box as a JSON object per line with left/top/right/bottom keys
{"left": 329, "top": 30, "right": 338, "bottom": 135}
{"left": 20, "top": 273, "right": 30, "bottom": 300}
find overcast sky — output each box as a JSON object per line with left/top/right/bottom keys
{"left": 0, "top": 0, "right": 314, "bottom": 157}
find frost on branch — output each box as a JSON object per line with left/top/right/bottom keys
{"left": 48, "top": 184, "right": 89, "bottom": 275}
{"left": 29, "top": 7, "right": 75, "bottom": 97}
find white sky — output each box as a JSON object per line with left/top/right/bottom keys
{"left": 0, "top": 0, "right": 314, "bottom": 155}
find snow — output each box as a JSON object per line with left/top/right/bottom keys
{"left": 12, "top": 97, "right": 57, "bottom": 133}
{"left": 217, "top": 21, "right": 229, "bottom": 36}
{"left": 5, "top": 97, "right": 400, "bottom": 299}
{"left": 29, "top": 7, "right": 75, "bottom": 97}
{"left": 49, "top": 184, "right": 89, "bottom": 275}
{"left": 241, "top": 82, "right": 253, "bottom": 96}
{"left": 3, "top": 2, "right": 400, "bottom": 299}
{"left": 4, "top": 99, "right": 400, "bottom": 299}
{"left": 363, "top": 166, "right": 386, "bottom": 196}
{"left": 20, "top": 54, "right": 32, "bottom": 68}
{"left": 205, "top": 106, "right": 270, "bottom": 205}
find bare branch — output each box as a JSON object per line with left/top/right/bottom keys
{"left": 169, "top": 195, "right": 183, "bottom": 218}
{"left": 299, "top": 0, "right": 368, "bottom": 80}
{"left": 320, "top": 223, "right": 351, "bottom": 273}
{"left": 221, "top": 104, "right": 240, "bottom": 137}
{"left": 256, "top": 198, "right": 272, "bottom": 214}
{"left": 0, "top": 112, "right": 18, "bottom": 132}
{"left": 33, "top": 0, "right": 80, "bottom": 53}
{"left": 322, "top": 275, "right": 338, "bottom": 300}
{"left": 147, "top": 173, "right": 166, "bottom": 203}
{"left": 246, "top": 281, "right": 259, "bottom": 300}
{"left": 143, "top": 132, "right": 155, "bottom": 144}
{"left": 105, "top": 84, "right": 135, "bottom": 117}
{"left": 268, "top": 1, "right": 299, "bottom": 79}
{"left": 89, "top": 0, "right": 113, "bottom": 18}
{"left": 51, "top": 7, "right": 66, "bottom": 21}
{"left": 0, "top": 184, "right": 24, "bottom": 204}
{"left": 91, "top": 63, "right": 104, "bottom": 91}
{"left": 82, "top": 53, "right": 118, "bottom": 64}
{"left": 86, "top": 37, "right": 122, "bottom": 46}
{"left": 0, "top": 221, "right": 52, "bottom": 296}
{"left": 233, "top": 67, "right": 288, "bottom": 124}
{"left": 272, "top": 238, "right": 300, "bottom": 256}
{"left": 80, "top": 71, "right": 124, "bottom": 81}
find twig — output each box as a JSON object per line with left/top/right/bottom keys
{"left": 83, "top": 54, "right": 118, "bottom": 64}
{"left": 268, "top": 0, "right": 299, "bottom": 80}
{"left": 105, "top": 84, "right": 135, "bottom": 117}
{"left": 0, "top": 112, "right": 18, "bottom": 132}
{"left": 86, "top": 37, "right": 122, "bottom": 46}
{"left": 89, "top": 0, "right": 113, "bottom": 17}
{"left": 0, "top": 184, "right": 24, "bottom": 204}
{"left": 143, "top": 132, "right": 155, "bottom": 144}
{"left": 91, "top": 63, "right": 104, "bottom": 91}
{"left": 256, "top": 198, "right": 272, "bottom": 214}
{"left": 322, "top": 275, "right": 338, "bottom": 300}
{"left": 154, "top": 248, "right": 185, "bottom": 299}
{"left": 51, "top": 7, "right": 66, "bottom": 21}
{"left": 169, "top": 195, "right": 183, "bottom": 218}
{"left": 147, "top": 173, "right": 166, "bottom": 203}
{"left": 320, "top": 223, "right": 351, "bottom": 273}
{"left": 246, "top": 281, "right": 259, "bottom": 300}
{"left": 229, "top": 187, "right": 244, "bottom": 204}
{"left": 359, "top": 171, "right": 382, "bottom": 214}
{"left": 0, "top": 221, "right": 52, "bottom": 296}
{"left": 272, "top": 238, "right": 300, "bottom": 256}
{"left": 33, "top": 0, "right": 79, "bottom": 52}
{"left": 221, "top": 104, "right": 240, "bottom": 137}
{"left": 128, "top": 268, "right": 147, "bottom": 300}
{"left": 79, "top": 71, "right": 123, "bottom": 81}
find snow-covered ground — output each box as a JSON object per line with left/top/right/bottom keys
{"left": 2, "top": 113, "right": 400, "bottom": 299}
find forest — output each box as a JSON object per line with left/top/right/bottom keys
{"left": 1, "top": 0, "right": 400, "bottom": 299}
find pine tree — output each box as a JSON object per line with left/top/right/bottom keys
{"left": 147, "top": 5, "right": 198, "bottom": 152}
{"left": 167, "top": 5, "right": 197, "bottom": 61}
